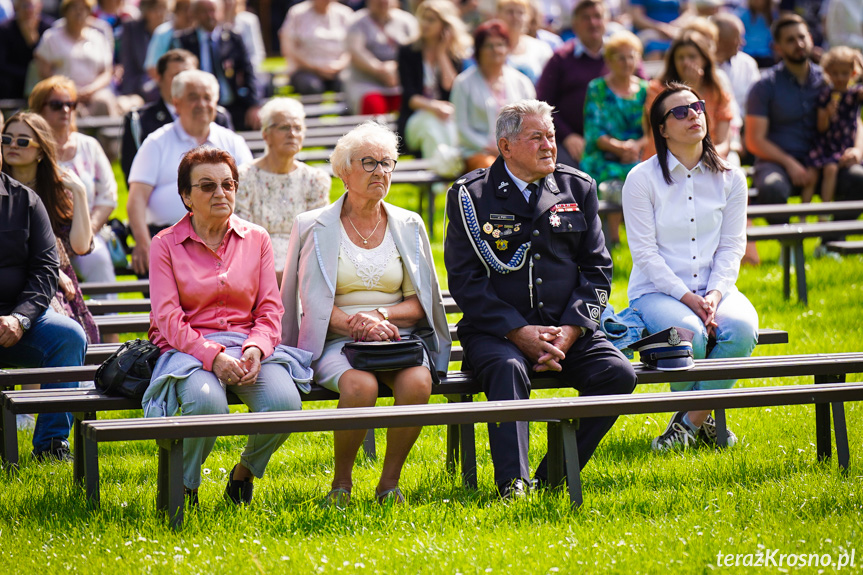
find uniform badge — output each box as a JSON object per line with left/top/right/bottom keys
{"left": 549, "top": 213, "right": 561, "bottom": 228}
{"left": 482, "top": 222, "right": 493, "bottom": 234}
{"left": 498, "top": 181, "right": 509, "bottom": 190}
{"left": 156, "top": 110, "right": 168, "bottom": 122}
{"left": 492, "top": 229, "right": 501, "bottom": 238}
{"left": 456, "top": 178, "right": 466, "bottom": 185}
{"left": 551, "top": 202, "right": 580, "bottom": 213}
{"left": 586, "top": 303, "right": 601, "bottom": 321}
{"left": 595, "top": 288, "right": 609, "bottom": 308}
{"left": 668, "top": 327, "right": 681, "bottom": 346}
{"left": 495, "top": 239, "right": 508, "bottom": 251}
{"left": 513, "top": 224, "right": 521, "bottom": 232}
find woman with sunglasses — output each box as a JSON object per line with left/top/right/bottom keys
{"left": 1, "top": 111, "right": 99, "bottom": 345}
{"left": 281, "top": 122, "right": 450, "bottom": 506}
{"left": 642, "top": 30, "right": 734, "bottom": 160}
{"left": 144, "top": 146, "right": 313, "bottom": 507}
{"left": 29, "top": 76, "right": 119, "bottom": 317}
{"left": 622, "top": 82, "right": 759, "bottom": 452}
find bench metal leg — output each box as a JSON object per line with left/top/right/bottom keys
{"left": 445, "top": 394, "right": 466, "bottom": 476}
{"left": 0, "top": 401, "right": 18, "bottom": 471}
{"left": 814, "top": 374, "right": 845, "bottom": 464}
{"left": 714, "top": 408, "right": 729, "bottom": 448}
{"left": 546, "top": 421, "right": 565, "bottom": 488}
{"left": 458, "top": 396, "right": 477, "bottom": 489}
{"left": 832, "top": 401, "right": 849, "bottom": 471}
{"left": 781, "top": 243, "right": 791, "bottom": 300}
{"left": 793, "top": 241, "right": 807, "bottom": 305}
{"left": 561, "top": 419, "right": 583, "bottom": 509}
{"left": 72, "top": 412, "right": 95, "bottom": 486}
{"left": 362, "top": 429, "right": 376, "bottom": 460}
{"left": 157, "top": 439, "right": 184, "bottom": 530}
{"left": 81, "top": 423, "right": 100, "bottom": 506}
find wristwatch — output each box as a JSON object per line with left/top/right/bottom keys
{"left": 11, "top": 313, "right": 30, "bottom": 331}
{"left": 376, "top": 307, "right": 389, "bottom": 321}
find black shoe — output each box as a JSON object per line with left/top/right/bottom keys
{"left": 224, "top": 464, "right": 254, "bottom": 505}
{"left": 31, "top": 438, "right": 72, "bottom": 462}
{"left": 498, "top": 478, "right": 528, "bottom": 500}
{"left": 184, "top": 487, "right": 199, "bottom": 507}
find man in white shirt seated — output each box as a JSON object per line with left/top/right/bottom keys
{"left": 127, "top": 69, "right": 253, "bottom": 276}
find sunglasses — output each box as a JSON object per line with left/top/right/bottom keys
{"left": 191, "top": 179, "right": 238, "bottom": 193}
{"left": 46, "top": 100, "right": 78, "bottom": 112}
{"left": 1, "top": 134, "right": 40, "bottom": 149}
{"left": 358, "top": 157, "right": 397, "bottom": 173}
{"left": 663, "top": 100, "right": 706, "bottom": 122}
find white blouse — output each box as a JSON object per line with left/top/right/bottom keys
{"left": 622, "top": 152, "right": 748, "bottom": 302}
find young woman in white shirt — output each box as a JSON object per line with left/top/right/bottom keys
{"left": 622, "top": 82, "right": 759, "bottom": 452}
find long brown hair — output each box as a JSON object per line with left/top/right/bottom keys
{"left": 1, "top": 112, "right": 73, "bottom": 232}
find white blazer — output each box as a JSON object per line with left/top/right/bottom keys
{"left": 280, "top": 193, "right": 452, "bottom": 372}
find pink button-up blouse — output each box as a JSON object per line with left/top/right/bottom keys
{"left": 148, "top": 213, "right": 284, "bottom": 371}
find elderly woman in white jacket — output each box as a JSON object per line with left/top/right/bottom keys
{"left": 280, "top": 122, "right": 451, "bottom": 507}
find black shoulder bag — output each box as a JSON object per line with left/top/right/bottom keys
{"left": 95, "top": 338, "right": 162, "bottom": 399}
{"left": 341, "top": 327, "right": 440, "bottom": 384}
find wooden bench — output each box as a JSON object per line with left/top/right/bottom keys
{"left": 824, "top": 240, "right": 863, "bottom": 255}
{"left": 747, "top": 200, "right": 863, "bottom": 220}
{"left": 746, "top": 220, "right": 863, "bottom": 304}
{"left": 76, "top": 380, "right": 863, "bottom": 528}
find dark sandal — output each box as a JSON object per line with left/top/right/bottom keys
{"left": 324, "top": 487, "right": 351, "bottom": 508}
{"left": 375, "top": 487, "right": 405, "bottom": 505}
{"left": 224, "top": 464, "right": 254, "bottom": 505}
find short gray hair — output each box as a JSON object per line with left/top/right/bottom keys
{"left": 171, "top": 69, "right": 220, "bottom": 102}
{"left": 330, "top": 121, "right": 399, "bottom": 181}
{"left": 496, "top": 99, "right": 554, "bottom": 142}
{"left": 259, "top": 97, "right": 306, "bottom": 132}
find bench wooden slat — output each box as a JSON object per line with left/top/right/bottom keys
{"left": 747, "top": 200, "right": 863, "bottom": 219}
{"left": 747, "top": 220, "right": 863, "bottom": 240}
{"left": 824, "top": 240, "right": 863, "bottom": 255}
{"left": 80, "top": 382, "right": 863, "bottom": 442}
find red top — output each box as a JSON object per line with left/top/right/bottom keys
{"left": 148, "top": 213, "right": 283, "bottom": 370}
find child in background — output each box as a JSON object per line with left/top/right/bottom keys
{"left": 803, "top": 46, "right": 863, "bottom": 215}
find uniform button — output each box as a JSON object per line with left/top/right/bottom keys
{"left": 538, "top": 302, "right": 544, "bottom": 309}
{"left": 687, "top": 174, "right": 691, "bottom": 178}
{"left": 693, "top": 274, "right": 698, "bottom": 277}
{"left": 567, "top": 223, "right": 573, "bottom": 229}
{"left": 688, "top": 197, "right": 692, "bottom": 200}
{"left": 534, "top": 253, "right": 541, "bottom": 260}
{"left": 532, "top": 230, "right": 540, "bottom": 237}
{"left": 691, "top": 238, "right": 695, "bottom": 241}
{"left": 536, "top": 278, "right": 543, "bottom": 285}
{"left": 692, "top": 256, "right": 696, "bottom": 260}
{"left": 690, "top": 218, "right": 694, "bottom": 222}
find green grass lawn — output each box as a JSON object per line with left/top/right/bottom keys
{"left": 3, "top": 173, "right": 862, "bottom": 574}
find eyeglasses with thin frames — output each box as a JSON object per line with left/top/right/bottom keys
{"left": 191, "top": 179, "right": 238, "bottom": 193}
{"left": 1, "top": 134, "right": 40, "bottom": 149}
{"left": 46, "top": 100, "right": 78, "bottom": 112}
{"left": 358, "top": 157, "right": 397, "bottom": 173}
{"left": 663, "top": 100, "right": 706, "bottom": 122}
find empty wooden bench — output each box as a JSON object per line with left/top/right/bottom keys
{"left": 746, "top": 220, "right": 863, "bottom": 304}
{"left": 77, "top": 381, "right": 863, "bottom": 528}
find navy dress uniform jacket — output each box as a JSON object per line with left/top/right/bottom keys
{"left": 444, "top": 156, "right": 612, "bottom": 340}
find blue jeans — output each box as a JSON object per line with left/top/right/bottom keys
{"left": 630, "top": 288, "right": 759, "bottom": 391}
{"left": 0, "top": 309, "right": 87, "bottom": 452}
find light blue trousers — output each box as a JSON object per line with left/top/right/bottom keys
{"left": 176, "top": 363, "right": 302, "bottom": 489}
{"left": 630, "top": 288, "right": 759, "bottom": 391}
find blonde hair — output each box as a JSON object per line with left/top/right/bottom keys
{"left": 497, "top": 0, "right": 532, "bottom": 10}
{"left": 604, "top": 30, "right": 643, "bottom": 60}
{"left": 29, "top": 76, "right": 79, "bottom": 132}
{"left": 259, "top": 97, "right": 306, "bottom": 131}
{"left": 821, "top": 46, "right": 863, "bottom": 82}
{"left": 415, "top": 0, "right": 472, "bottom": 60}
{"left": 330, "top": 122, "right": 399, "bottom": 181}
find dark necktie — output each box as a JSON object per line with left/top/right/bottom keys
{"left": 527, "top": 183, "right": 539, "bottom": 211}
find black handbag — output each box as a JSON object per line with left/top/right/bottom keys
{"left": 95, "top": 338, "right": 162, "bottom": 399}
{"left": 341, "top": 328, "right": 439, "bottom": 384}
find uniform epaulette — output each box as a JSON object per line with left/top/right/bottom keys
{"left": 453, "top": 167, "right": 489, "bottom": 187}
{"left": 555, "top": 163, "right": 592, "bottom": 183}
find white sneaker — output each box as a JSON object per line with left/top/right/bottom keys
{"left": 698, "top": 413, "right": 738, "bottom": 448}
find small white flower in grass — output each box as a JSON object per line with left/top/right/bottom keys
{"left": 550, "top": 568, "right": 560, "bottom": 572}
{"left": 137, "top": 536, "right": 146, "bottom": 542}
{"left": 253, "top": 540, "right": 260, "bottom": 545}
{"left": 486, "top": 569, "right": 493, "bottom": 573}
{"left": 343, "top": 561, "right": 350, "bottom": 566}
{"left": 219, "top": 468, "right": 226, "bottom": 474}
{"left": 124, "top": 542, "right": 132, "bottom": 547}
{"left": 173, "top": 555, "right": 184, "bottom": 562}
{"left": 354, "top": 563, "right": 365, "bottom": 569}
{"left": 203, "top": 468, "right": 211, "bottom": 475}
{"left": 280, "top": 556, "right": 290, "bottom": 561}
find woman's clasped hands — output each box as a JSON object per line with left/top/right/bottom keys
{"left": 681, "top": 290, "right": 721, "bottom": 337}
{"left": 347, "top": 311, "right": 401, "bottom": 342}
{"left": 213, "top": 346, "right": 263, "bottom": 386}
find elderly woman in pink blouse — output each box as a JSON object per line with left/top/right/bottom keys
{"left": 144, "top": 146, "right": 313, "bottom": 508}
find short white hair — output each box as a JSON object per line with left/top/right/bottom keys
{"left": 496, "top": 99, "right": 554, "bottom": 142}
{"left": 330, "top": 121, "right": 399, "bottom": 181}
{"left": 259, "top": 97, "right": 306, "bottom": 132}
{"left": 171, "top": 69, "right": 219, "bottom": 102}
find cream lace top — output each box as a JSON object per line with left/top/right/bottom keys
{"left": 332, "top": 223, "right": 415, "bottom": 319}
{"left": 236, "top": 162, "right": 331, "bottom": 270}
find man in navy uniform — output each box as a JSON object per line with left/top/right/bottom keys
{"left": 444, "top": 99, "right": 637, "bottom": 498}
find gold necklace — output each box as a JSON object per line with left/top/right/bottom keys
{"left": 347, "top": 214, "right": 382, "bottom": 245}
